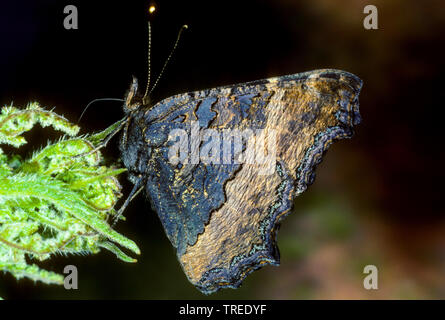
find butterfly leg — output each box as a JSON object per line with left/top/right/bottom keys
{"left": 112, "top": 176, "right": 145, "bottom": 227}
{"left": 73, "top": 118, "right": 128, "bottom": 159}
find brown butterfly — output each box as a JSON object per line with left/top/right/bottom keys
{"left": 87, "top": 22, "right": 362, "bottom": 294}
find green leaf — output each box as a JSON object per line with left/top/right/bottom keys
{"left": 0, "top": 103, "right": 138, "bottom": 296}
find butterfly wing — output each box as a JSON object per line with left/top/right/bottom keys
{"left": 138, "top": 69, "right": 362, "bottom": 293}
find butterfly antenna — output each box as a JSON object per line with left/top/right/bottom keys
{"left": 148, "top": 24, "right": 188, "bottom": 96}
{"left": 142, "top": 20, "right": 152, "bottom": 105}
{"left": 78, "top": 98, "right": 125, "bottom": 123}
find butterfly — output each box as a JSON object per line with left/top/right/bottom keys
{"left": 106, "top": 68, "right": 362, "bottom": 294}
{"left": 85, "top": 21, "right": 362, "bottom": 294}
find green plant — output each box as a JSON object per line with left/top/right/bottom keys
{"left": 0, "top": 103, "right": 139, "bottom": 296}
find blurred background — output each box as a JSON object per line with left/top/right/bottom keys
{"left": 0, "top": 0, "right": 444, "bottom": 299}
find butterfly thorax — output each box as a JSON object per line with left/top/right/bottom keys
{"left": 119, "top": 78, "right": 155, "bottom": 185}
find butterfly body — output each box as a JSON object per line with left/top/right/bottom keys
{"left": 119, "top": 69, "right": 362, "bottom": 294}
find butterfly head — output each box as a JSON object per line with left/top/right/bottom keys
{"left": 123, "top": 76, "right": 151, "bottom": 114}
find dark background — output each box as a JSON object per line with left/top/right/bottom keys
{"left": 0, "top": 0, "right": 444, "bottom": 299}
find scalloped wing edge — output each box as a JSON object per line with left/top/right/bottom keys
{"left": 194, "top": 73, "right": 363, "bottom": 294}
